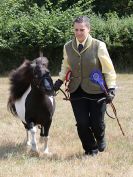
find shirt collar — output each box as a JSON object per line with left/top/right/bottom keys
{"left": 76, "top": 35, "right": 89, "bottom": 47}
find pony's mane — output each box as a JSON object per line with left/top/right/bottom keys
{"left": 8, "top": 60, "right": 33, "bottom": 115}
{"left": 7, "top": 57, "right": 51, "bottom": 115}
{"left": 8, "top": 60, "right": 32, "bottom": 102}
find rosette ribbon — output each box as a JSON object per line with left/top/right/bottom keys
{"left": 90, "top": 69, "right": 107, "bottom": 94}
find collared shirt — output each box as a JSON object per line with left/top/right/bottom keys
{"left": 59, "top": 35, "right": 116, "bottom": 89}
{"left": 76, "top": 35, "right": 88, "bottom": 47}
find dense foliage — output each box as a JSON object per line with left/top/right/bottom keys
{"left": 0, "top": 0, "right": 133, "bottom": 73}
{"left": 92, "top": 0, "right": 133, "bottom": 17}
{"left": 0, "top": 0, "right": 93, "bottom": 49}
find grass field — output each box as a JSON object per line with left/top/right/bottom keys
{"left": 0, "top": 74, "right": 133, "bottom": 177}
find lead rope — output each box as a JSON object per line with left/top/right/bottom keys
{"left": 101, "top": 84, "right": 125, "bottom": 136}
{"left": 64, "top": 70, "right": 71, "bottom": 100}
{"left": 110, "top": 102, "right": 125, "bottom": 136}
{"left": 98, "top": 96, "right": 125, "bottom": 136}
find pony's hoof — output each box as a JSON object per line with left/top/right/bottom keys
{"left": 26, "top": 141, "right": 31, "bottom": 146}
{"left": 43, "top": 150, "right": 52, "bottom": 156}
{"left": 43, "top": 152, "right": 52, "bottom": 158}
{"left": 29, "top": 150, "right": 40, "bottom": 157}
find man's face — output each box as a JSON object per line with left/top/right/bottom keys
{"left": 74, "top": 22, "right": 90, "bottom": 43}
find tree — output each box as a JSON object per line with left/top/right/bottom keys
{"left": 0, "top": 0, "right": 93, "bottom": 50}
{"left": 92, "top": 0, "right": 133, "bottom": 16}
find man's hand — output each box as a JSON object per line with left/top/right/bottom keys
{"left": 54, "top": 79, "right": 63, "bottom": 91}
{"left": 106, "top": 88, "right": 115, "bottom": 104}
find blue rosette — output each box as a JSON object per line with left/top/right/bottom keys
{"left": 90, "top": 69, "right": 106, "bottom": 92}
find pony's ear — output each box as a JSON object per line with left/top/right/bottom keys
{"left": 43, "top": 57, "right": 49, "bottom": 67}
{"left": 17, "top": 59, "right": 31, "bottom": 70}
{"left": 22, "top": 59, "right": 31, "bottom": 67}
{"left": 30, "top": 59, "right": 36, "bottom": 67}
{"left": 30, "top": 63, "right": 36, "bottom": 69}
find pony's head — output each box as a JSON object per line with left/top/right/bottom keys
{"left": 31, "top": 57, "right": 54, "bottom": 95}
{"left": 8, "top": 57, "right": 54, "bottom": 102}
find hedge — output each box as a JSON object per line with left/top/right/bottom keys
{"left": 0, "top": 2, "right": 133, "bottom": 74}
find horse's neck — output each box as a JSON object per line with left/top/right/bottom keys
{"left": 30, "top": 87, "right": 47, "bottom": 100}
{"left": 31, "top": 85, "right": 54, "bottom": 97}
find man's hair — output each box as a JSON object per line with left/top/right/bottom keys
{"left": 73, "top": 16, "right": 90, "bottom": 28}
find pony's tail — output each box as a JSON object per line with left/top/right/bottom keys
{"left": 7, "top": 96, "right": 18, "bottom": 116}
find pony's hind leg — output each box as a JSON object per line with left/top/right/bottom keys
{"left": 39, "top": 122, "right": 52, "bottom": 154}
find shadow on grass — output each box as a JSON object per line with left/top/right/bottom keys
{"left": 0, "top": 141, "right": 86, "bottom": 161}
{"left": 39, "top": 151, "right": 86, "bottom": 162}
{"left": 0, "top": 142, "right": 27, "bottom": 159}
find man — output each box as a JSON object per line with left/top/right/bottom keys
{"left": 54, "top": 16, "right": 116, "bottom": 156}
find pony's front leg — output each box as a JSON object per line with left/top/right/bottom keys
{"left": 39, "top": 126, "right": 45, "bottom": 143}
{"left": 40, "top": 121, "right": 52, "bottom": 155}
{"left": 30, "top": 126, "right": 38, "bottom": 152}
{"left": 22, "top": 122, "right": 31, "bottom": 146}
{"left": 26, "top": 130, "right": 31, "bottom": 146}
{"left": 43, "top": 136, "right": 49, "bottom": 154}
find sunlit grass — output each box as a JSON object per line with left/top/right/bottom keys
{"left": 0, "top": 74, "right": 133, "bottom": 177}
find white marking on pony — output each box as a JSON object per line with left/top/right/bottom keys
{"left": 26, "top": 130, "right": 31, "bottom": 146}
{"left": 14, "top": 86, "right": 31, "bottom": 123}
{"left": 49, "top": 96, "right": 54, "bottom": 106}
{"left": 30, "top": 126, "right": 38, "bottom": 152}
{"left": 43, "top": 136, "right": 49, "bottom": 154}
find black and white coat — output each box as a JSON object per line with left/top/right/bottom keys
{"left": 8, "top": 57, "right": 55, "bottom": 154}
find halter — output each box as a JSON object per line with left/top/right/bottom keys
{"left": 32, "top": 71, "right": 54, "bottom": 93}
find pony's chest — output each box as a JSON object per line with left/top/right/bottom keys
{"left": 14, "top": 86, "right": 54, "bottom": 123}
